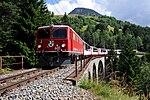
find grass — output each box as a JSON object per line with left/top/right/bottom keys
{"left": 79, "top": 80, "right": 140, "bottom": 100}
{"left": 0, "top": 67, "right": 14, "bottom": 73}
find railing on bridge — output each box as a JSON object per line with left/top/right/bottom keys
{"left": 65, "top": 55, "right": 92, "bottom": 85}
{"left": 0, "top": 56, "right": 25, "bottom": 69}
{"left": 75, "top": 56, "right": 92, "bottom": 77}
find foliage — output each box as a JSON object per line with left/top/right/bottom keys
{"left": 134, "top": 62, "right": 150, "bottom": 96}
{"left": 0, "top": 1, "right": 19, "bottom": 56}
{"left": 62, "top": 12, "right": 70, "bottom": 25}
{"left": 142, "top": 53, "right": 150, "bottom": 62}
{"left": 1, "top": 3, "right": 150, "bottom": 67}
{"left": 117, "top": 36, "right": 141, "bottom": 83}
{"left": 1, "top": 4, "right": 150, "bottom": 98}
{"left": 1, "top": 67, "right": 14, "bottom": 73}
{"left": 53, "top": 14, "right": 150, "bottom": 53}
{"left": 79, "top": 80, "right": 139, "bottom": 100}
{"left": 1, "top": 0, "right": 52, "bottom": 66}
{"left": 61, "top": 9, "right": 150, "bottom": 99}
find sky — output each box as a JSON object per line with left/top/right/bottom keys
{"left": 46, "top": 0, "right": 150, "bottom": 26}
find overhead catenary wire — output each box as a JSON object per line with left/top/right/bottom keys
{"left": 53, "top": 0, "right": 65, "bottom": 14}
{"left": 50, "top": 0, "right": 61, "bottom": 15}
{"left": 46, "top": 0, "right": 75, "bottom": 15}
{"left": 55, "top": 0, "right": 72, "bottom": 15}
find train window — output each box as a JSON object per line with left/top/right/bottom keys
{"left": 52, "top": 29, "right": 67, "bottom": 38}
{"left": 85, "top": 43, "right": 90, "bottom": 51}
{"left": 37, "top": 29, "right": 50, "bottom": 39}
{"left": 101, "top": 49, "right": 106, "bottom": 52}
{"left": 108, "top": 50, "right": 114, "bottom": 55}
{"left": 93, "top": 48, "right": 98, "bottom": 52}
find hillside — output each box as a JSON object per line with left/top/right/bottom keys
{"left": 69, "top": 7, "right": 102, "bottom": 16}
{"left": 53, "top": 14, "right": 150, "bottom": 53}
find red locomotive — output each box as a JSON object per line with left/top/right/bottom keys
{"left": 35, "top": 25, "right": 84, "bottom": 66}
{"left": 35, "top": 25, "right": 112, "bottom": 66}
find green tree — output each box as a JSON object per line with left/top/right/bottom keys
{"left": 95, "top": 23, "right": 108, "bottom": 31}
{"left": 15, "top": 0, "right": 51, "bottom": 66}
{"left": 94, "top": 29, "right": 100, "bottom": 46}
{"left": 1, "top": 0, "right": 51, "bottom": 66}
{"left": 135, "top": 62, "right": 150, "bottom": 97}
{"left": 51, "top": 11, "right": 54, "bottom": 17}
{"left": 84, "top": 25, "right": 94, "bottom": 45}
{"left": 136, "top": 36, "right": 143, "bottom": 50}
{"left": 118, "top": 36, "right": 140, "bottom": 84}
{"left": 0, "top": 1, "right": 19, "bottom": 55}
{"left": 62, "top": 12, "right": 69, "bottom": 25}
{"left": 143, "top": 34, "right": 150, "bottom": 52}
{"left": 116, "top": 31, "right": 124, "bottom": 48}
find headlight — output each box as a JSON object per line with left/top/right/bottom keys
{"left": 48, "top": 40, "right": 54, "bottom": 47}
{"left": 61, "top": 43, "right": 66, "bottom": 47}
{"left": 38, "top": 44, "right": 41, "bottom": 48}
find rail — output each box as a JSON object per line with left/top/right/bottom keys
{"left": 0, "top": 67, "right": 61, "bottom": 94}
{"left": 0, "top": 69, "right": 41, "bottom": 84}
{"left": 0, "top": 56, "right": 25, "bottom": 69}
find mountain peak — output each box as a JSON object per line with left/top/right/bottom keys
{"left": 69, "top": 7, "right": 102, "bottom": 16}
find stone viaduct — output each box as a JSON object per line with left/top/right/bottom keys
{"left": 77, "top": 57, "right": 106, "bottom": 84}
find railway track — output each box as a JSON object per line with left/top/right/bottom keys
{"left": 0, "top": 67, "right": 62, "bottom": 94}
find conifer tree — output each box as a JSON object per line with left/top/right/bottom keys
{"left": 0, "top": 1, "right": 19, "bottom": 55}
{"left": 14, "top": 0, "right": 51, "bottom": 66}
{"left": 118, "top": 36, "right": 140, "bottom": 84}
{"left": 135, "top": 62, "right": 150, "bottom": 97}
{"left": 1, "top": 0, "right": 51, "bottom": 66}
{"left": 62, "top": 12, "right": 70, "bottom": 25}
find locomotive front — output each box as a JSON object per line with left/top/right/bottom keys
{"left": 35, "top": 25, "right": 69, "bottom": 66}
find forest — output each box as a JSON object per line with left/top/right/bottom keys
{"left": 0, "top": 0, "right": 150, "bottom": 99}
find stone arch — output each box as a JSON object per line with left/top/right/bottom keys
{"left": 98, "top": 60, "right": 103, "bottom": 80}
{"left": 93, "top": 63, "right": 96, "bottom": 81}
{"left": 88, "top": 71, "right": 91, "bottom": 81}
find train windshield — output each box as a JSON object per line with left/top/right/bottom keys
{"left": 37, "top": 29, "right": 50, "bottom": 39}
{"left": 52, "top": 29, "right": 67, "bottom": 38}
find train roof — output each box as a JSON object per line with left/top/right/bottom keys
{"left": 38, "top": 25, "right": 69, "bottom": 29}
{"left": 37, "top": 24, "right": 85, "bottom": 43}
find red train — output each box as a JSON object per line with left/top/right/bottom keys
{"left": 35, "top": 25, "right": 108, "bottom": 66}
